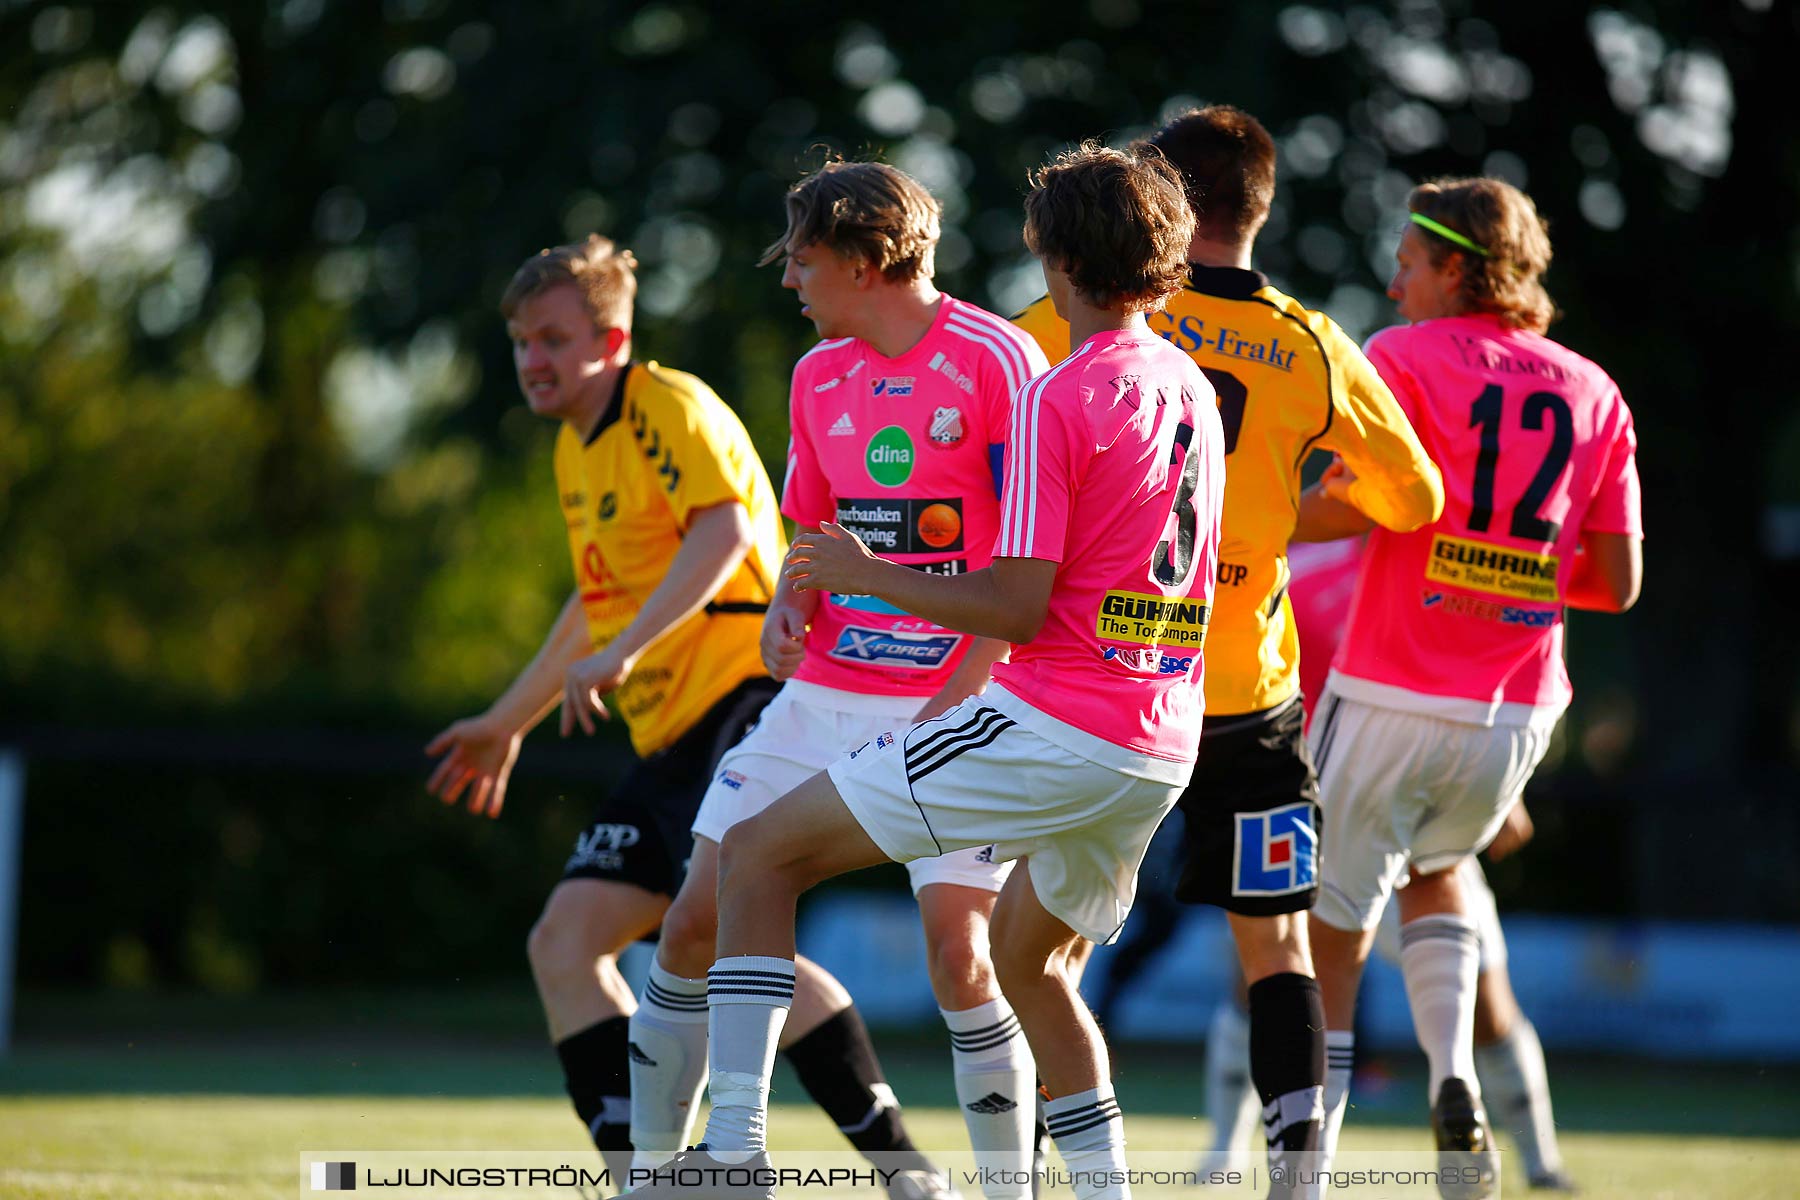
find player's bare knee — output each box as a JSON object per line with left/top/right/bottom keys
{"left": 526, "top": 907, "right": 604, "bottom": 982}
{"left": 656, "top": 891, "right": 718, "bottom": 976}
{"left": 991, "top": 939, "right": 1059, "bottom": 1001}
{"left": 718, "top": 816, "right": 793, "bottom": 899}
{"left": 527, "top": 888, "right": 633, "bottom": 981}
{"left": 926, "top": 930, "right": 996, "bottom": 1007}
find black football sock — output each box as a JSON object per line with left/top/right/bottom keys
{"left": 555, "top": 1016, "right": 634, "bottom": 1171}
{"left": 1248, "top": 972, "right": 1326, "bottom": 1188}
{"left": 782, "top": 1005, "right": 933, "bottom": 1173}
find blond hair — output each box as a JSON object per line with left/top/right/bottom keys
{"left": 500, "top": 234, "right": 638, "bottom": 331}
{"left": 758, "top": 160, "right": 940, "bottom": 283}
{"left": 1409, "top": 178, "right": 1557, "bottom": 332}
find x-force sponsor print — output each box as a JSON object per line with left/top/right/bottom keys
{"left": 829, "top": 625, "right": 963, "bottom": 670}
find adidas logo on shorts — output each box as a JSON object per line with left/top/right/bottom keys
{"left": 967, "top": 1092, "right": 1018, "bottom": 1114}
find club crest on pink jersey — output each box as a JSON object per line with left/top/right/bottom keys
{"left": 926, "top": 405, "right": 966, "bottom": 448}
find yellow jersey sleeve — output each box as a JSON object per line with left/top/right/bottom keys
{"left": 627, "top": 363, "right": 762, "bottom": 526}
{"left": 1011, "top": 296, "right": 1070, "bottom": 365}
{"left": 1311, "top": 315, "right": 1445, "bottom": 532}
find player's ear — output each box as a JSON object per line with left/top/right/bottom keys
{"left": 603, "top": 326, "right": 630, "bottom": 357}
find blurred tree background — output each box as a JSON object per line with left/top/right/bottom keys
{"left": 2, "top": 0, "right": 1796, "bottom": 993}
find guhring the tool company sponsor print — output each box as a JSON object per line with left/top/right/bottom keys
{"left": 1425, "top": 533, "right": 1560, "bottom": 604}
{"left": 1096, "top": 589, "right": 1211, "bottom": 650}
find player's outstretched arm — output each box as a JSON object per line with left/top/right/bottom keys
{"left": 1292, "top": 456, "right": 1377, "bottom": 543}
{"left": 1323, "top": 330, "right": 1445, "bottom": 533}
{"left": 785, "top": 521, "right": 1055, "bottom": 646}
{"left": 1563, "top": 530, "right": 1641, "bottom": 613}
{"left": 425, "top": 589, "right": 591, "bottom": 818}
{"left": 561, "top": 500, "right": 755, "bottom": 735}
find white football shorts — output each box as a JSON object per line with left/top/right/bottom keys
{"left": 693, "top": 679, "right": 1010, "bottom": 894}
{"left": 827, "top": 695, "right": 1184, "bottom": 945}
{"left": 1308, "top": 687, "right": 1552, "bottom": 933}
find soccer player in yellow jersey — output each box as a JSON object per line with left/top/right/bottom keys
{"left": 1014, "top": 108, "right": 1444, "bottom": 1189}
{"left": 426, "top": 236, "right": 943, "bottom": 1185}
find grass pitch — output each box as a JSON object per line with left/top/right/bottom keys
{"left": 2, "top": 995, "right": 1797, "bottom": 1199}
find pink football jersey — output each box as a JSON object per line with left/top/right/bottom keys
{"left": 987, "top": 328, "right": 1224, "bottom": 769}
{"left": 1287, "top": 537, "right": 1364, "bottom": 729}
{"left": 784, "top": 296, "right": 1049, "bottom": 696}
{"left": 1333, "top": 314, "right": 1642, "bottom": 723}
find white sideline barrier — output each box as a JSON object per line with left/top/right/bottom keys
{"left": 0, "top": 749, "right": 23, "bottom": 1057}
{"left": 798, "top": 890, "right": 1800, "bottom": 1060}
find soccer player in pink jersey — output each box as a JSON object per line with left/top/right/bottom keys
{"left": 622, "top": 143, "right": 1220, "bottom": 1200}
{"left": 626, "top": 160, "right": 1050, "bottom": 1200}
{"left": 1296, "top": 177, "right": 1642, "bottom": 1199}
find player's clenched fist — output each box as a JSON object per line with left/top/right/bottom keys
{"left": 784, "top": 521, "right": 880, "bottom": 595}
{"left": 759, "top": 603, "right": 809, "bottom": 681}
{"left": 424, "top": 714, "right": 523, "bottom": 819}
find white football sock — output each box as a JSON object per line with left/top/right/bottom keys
{"left": 944, "top": 997, "right": 1035, "bottom": 1199}
{"left": 1399, "top": 914, "right": 1482, "bottom": 1099}
{"left": 1476, "top": 1017, "right": 1564, "bottom": 1180}
{"left": 1044, "top": 1086, "right": 1129, "bottom": 1200}
{"left": 628, "top": 959, "right": 710, "bottom": 1170}
{"left": 700, "top": 955, "right": 794, "bottom": 1159}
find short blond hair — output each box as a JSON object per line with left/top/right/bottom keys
{"left": 1409, "top": 178, "right": 1557, "bottom": 332}
{"left": 758, "top": 160, "right": 940, "bottom": 283}
{"left": 500, "top": 234, "right": 637, "bottom": 331}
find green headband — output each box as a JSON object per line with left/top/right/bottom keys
{"left": 1410, "top": 212, "right": 1490, "bottom": 258}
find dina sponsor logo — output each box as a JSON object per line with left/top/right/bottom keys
{"left": 865, "top": 426, "right": 915, "bottom": 486}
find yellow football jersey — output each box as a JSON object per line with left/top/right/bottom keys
{"left": 553, "top": 361, "right": 784, "bottom": 755}
{"left": 1014, "top": 268, "right": 1442, "bottom": 715}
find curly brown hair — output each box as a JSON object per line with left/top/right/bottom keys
{"left": 757, "top": 159, "right": 941, "bottom": 283}
{"left": 1409, "top": 177, "right": 1558, "bottom": 332}
{"left": 500, "top": 234, "right": 637, "bottom": 331}
{"left": 1023, "top": 141, "right": 1194, "bottom": 312}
